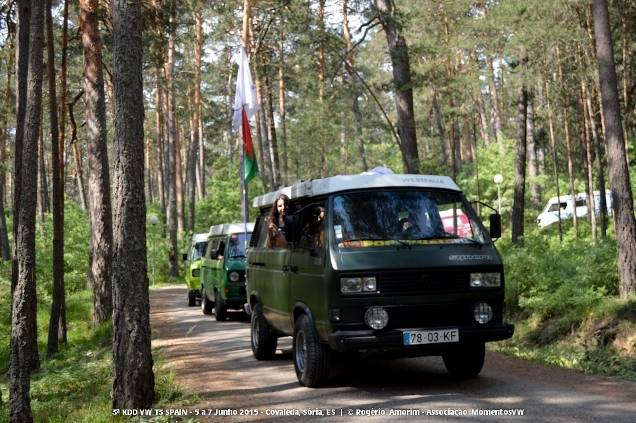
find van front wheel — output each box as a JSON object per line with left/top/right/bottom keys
{"left": 201, "top": 289, "right": 213, "bottom": 315}
{"left": 215, "top": 290, "right": 227, "bottom": 321}
{"left": 250, "top": 303, "right": 277, "bottom": 360}
{"left": 293, "top": 314, "right": 330, "bottom": 387}
{"left": 442, "top": 342, "right": 485, "bottom": 379}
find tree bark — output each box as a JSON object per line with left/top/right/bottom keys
{"left": 165, "top": 0, "right": 178, "bottom": 277}
{"left": 12, "top": 0, "right": 40, "bottom": 378}
{"left": 526, "top": 91, "right": 540, "bottom": 208}
{"left": 376, "top": 0, "right": 420, "bottom": 173}
{"left": 37, "top": 121, "right": 50, "bottom": 222}
{"left": 46, "top": 0, "right": 66, "bottom": 357}
{"left": 488, "top": 56, "right": 504, "bottom": 146}
{"left": 584, "top": 80, "right": 609, "bottom": 238}
{"left": 581, "top": 81, "right": 598, "bottom": 244}
{"left": 0, "top": 18, "right": 14, "bottom": 260}
{"left": 265, "top": 74, "right": 280, "bottom": 187}
{"left": 546, "top": 82, "right": 563, "bottom": 241}
{"left": 111, "top": 0, "right": 155, "bottom": 408}
{"left": 556, "top": 46, "right": 579, "bottom": 237}
{"left": 155, "top": 68, "right": 166, "bottom": 212}
{"left": 194, "top": 10, "right": 205, "bottom": 198}
{"left": 592, "top": 0, "right": 636, "bottom": 298}
{"left": 277, "top": 25, "right": 289, "bottom": 181}
{"left": 80, "top": 0, "right": 114, "bottom": 326}
{"left": 10, "top": 0, "right": 45, "bottom": 420}
{"left": 511, "top": 87, "right": 527, "bottom": 245}
{"left": 343, "top": 0, "right": 368, "bottom": 172}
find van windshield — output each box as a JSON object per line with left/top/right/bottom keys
{"left": 192, "top": 241, "right": 208, "bottom": 260}
{"left": 226, "top": 233, "right": 251, "bottom": 258}
{"left": 332, "top": 190, "right": 487, "bottom": 248}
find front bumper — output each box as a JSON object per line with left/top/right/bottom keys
{"left": 328, "top": 323, "right": 514, "bottom": 353}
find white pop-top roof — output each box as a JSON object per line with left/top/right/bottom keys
{"left": 253, "top": 174, "right": 461, "bottom": 208}
{"left": 191, "top": 233, "right": 209, "bottom": 243}
{"left": 208, "top": 222, "right": 255, "bottom": 237}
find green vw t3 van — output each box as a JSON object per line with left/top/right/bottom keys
{"left": 183, "top": 232, "right": 209, "bottom": 306}
{"left": 247, "top": 174, "right": 514, "bottom": 387}
{"left": 200, "top": 223, "right": 254, "bottom": 321}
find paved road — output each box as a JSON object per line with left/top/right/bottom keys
{"left": 150, "top": 285, "right": 636, "bottom": 422}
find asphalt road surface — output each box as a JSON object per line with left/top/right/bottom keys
{"left": 150, "top": 285, "right": 636, "bottom": 422}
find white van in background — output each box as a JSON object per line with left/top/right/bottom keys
{"left": 536, "top": 190, "right": 612, "bottom": 229}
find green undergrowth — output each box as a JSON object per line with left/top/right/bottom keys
{"left": 493, "top": 224, "right": 636, "bottom": 382}
{"left": 0, "top": 202, "right": 193, "bottom": 421}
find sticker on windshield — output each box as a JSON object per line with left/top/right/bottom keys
{"left": 334, "top": 225, "right": 343, "bottom": 240}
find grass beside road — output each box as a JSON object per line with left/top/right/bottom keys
{"left": 0, "top": 277, "right": 193, "bottom": 422}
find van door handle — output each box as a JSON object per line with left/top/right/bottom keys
{"left": 281, "top": 265, "right": 290, "bottom": 273}
{"left": 250, "top": 261, "right": 265, "bottom": 267}
{"left": 290, "top": 265, "right": 298, "bottom": 273}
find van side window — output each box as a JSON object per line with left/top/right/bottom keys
{"left": 256, "top": 213, "right": 270, "bottom": 248}
{"left": 299, "top": 205, "right": 325, "bottom": 253}
{"left": 207, "top": 238, "right": 219, "bottom": 259}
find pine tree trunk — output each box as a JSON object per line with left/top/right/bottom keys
{"left": 194, "top": 10, "right": 205, "bottom": 199}
{"left": 46, "top": 0, "right": 66, "bottom": 356}
{"left": 343, "top": 0, "right": 367, "bottom": 172}
{"left": 155, "top": 69, "right": 166, "bottom": 211}
{"left": 165, "top": 0, "right": 178, "bottom": 277}
{"left": 278, "top": 26, "right": 289, "bottom": 181}
{"left": 80, "top": 0, "right": 113, "bottom": 326}
{"left": 0, "top": 20, "right": 13, "bottom": 260}
{"left": 376, "top": 0, "right": 420, "bottom": 173}
{"left": 254, "top": 71, "right": 274, "bottom": 189}
{"left": 511, "top": 87, "right": 527, "bottom": 245}
{"left": 592, "top": 0, "right": 636, "bottom": 298}
{"left": 526, "top": 91, "right": 541, "bottom": 208}
{"left": 10, "top": 0, "right": 44, "bottom": 420}
{"left": 175, "top": 125, "right": 185, "bottom": 237}
{"left": 37, "top": 122, "right": 49, "bottom": 222}
{"left": 488, "top": 57, "right": 503, "bottom": 145}
{"left": 556, "top": 46, "right": 579, "bottom": 237}
{"left": 111, "top": 0, "right": 155, "bottom": 408}
{"left": 187, "top": 114, "right": 197, "bottom": 232}
{"left": 432, "top": 88, "right": 447, "bottom": 164}
{"left": 584, "top": 80, "right": 609, "bottom": 238}
{"left": 581, "top": 81, "right": 598, "bottom": 243}
{"left": 265, "top": 74, "right": 280, "bottom": 187}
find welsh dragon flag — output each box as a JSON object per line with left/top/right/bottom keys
{"left": 232, "top": 46, "right": 259, "bottom": 183}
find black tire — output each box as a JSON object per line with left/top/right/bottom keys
{"left": 201, "top": 288, "right": 212, "bottom": 315}
{"left": 442, "top": 342, "right": 485, "bottom": 379}
{"left": 293, "top": 314, "right": 330, "bottom": 387}
{"left": 250, "top": 303, "right": 277, "bottom": 360}
{"left": 215, "top": 290, "right": 227, "bottom": 321}
{"left": 187, "top": 290, "right": 196, "bottom": 307}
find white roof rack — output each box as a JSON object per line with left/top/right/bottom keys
{"left": 191, "top": 233, "right": 209, "bottom": 243}
{"left": 208, "top": 222, "right": 255, "bottom": 237}
{"left": 253, "top": 174, "right": 460, "bottom": 208}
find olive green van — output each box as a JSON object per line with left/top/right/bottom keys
{"left": 200, "top": 223, "right": 254, "bottom": 321}
{"left": 247, "top": 174, "right": 514, "bottom": 387}
{"left": 183, "top": 233, "right": 209, "bottom": 306}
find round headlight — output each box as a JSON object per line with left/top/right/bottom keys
{"left": 473, "top": 302, "right": 493, "bottom": 324}
{"left": 229, "top": 271, "right": 240, "bottom": 282}
{"left": 364, "top": 306, "right": 389, "bottom": 330}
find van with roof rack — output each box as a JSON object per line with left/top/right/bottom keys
{"left": 200, "top": 222, "right": 254, "bottom": 321}
{"left": 247, "top": 173, "right": 514, "bottom": 387}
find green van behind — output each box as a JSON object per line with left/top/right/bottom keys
{"left": 247, "top": 173, "right": 514, "bottom": 387}
{"left": 200, "top": 223, "right": 254, "bottom": 321}
{"left": 183, "top": 233, "right": 209, "bottom": 306}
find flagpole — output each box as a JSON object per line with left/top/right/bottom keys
{"left": 241, "top": 107, "right": 249, "bottom": 252}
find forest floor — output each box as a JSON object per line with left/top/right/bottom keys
{"left": 150, "top": 284, "right": 636, "bottom": 422}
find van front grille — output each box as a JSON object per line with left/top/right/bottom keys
{"left": 378, "top": 270, "right": 468, "bottom": 294}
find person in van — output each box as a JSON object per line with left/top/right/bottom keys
{"left": 300, "top": 206, "right": 325, "bottom": 250}
{"left": 267, "top": 194, "right": 289, "bottom": 248}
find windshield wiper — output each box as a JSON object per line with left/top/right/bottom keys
{"left": 414, "top": 233, "right": 484, "bottom": 246}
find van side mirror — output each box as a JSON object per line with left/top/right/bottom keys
{"left": 284, "top": 215, "right": 300, "bottom": 243}
{"left": 182, "top": 253, "right": 188, "bottom": 262}
{"left": 489, "top": 214, "right": 501, "bottom": 239}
